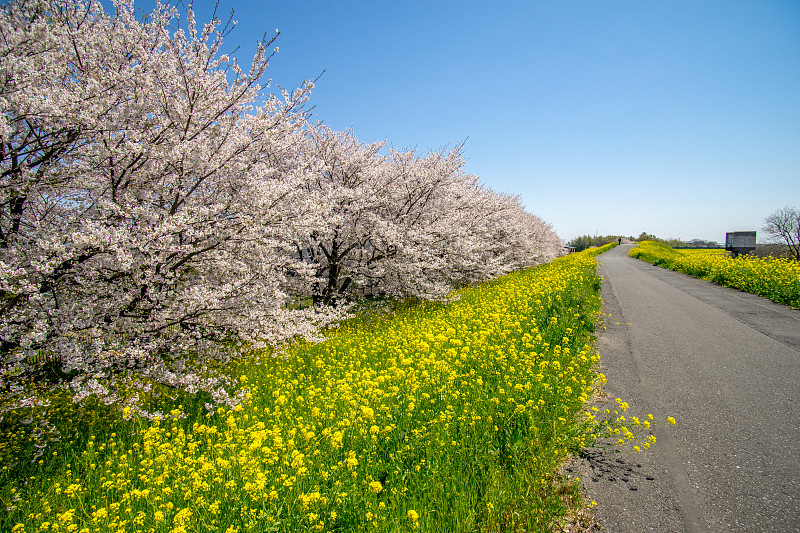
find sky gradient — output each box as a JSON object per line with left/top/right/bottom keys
{"left": 129, "top": 1, "right": 799, "bottom": 243}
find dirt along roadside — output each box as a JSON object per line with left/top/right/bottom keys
{"left": 571, "top": 244, "right": 800, "bottom": 532}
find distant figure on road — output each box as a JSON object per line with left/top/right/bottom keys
{"left": 618, "top": 237, "right": 622, "bottom": 245}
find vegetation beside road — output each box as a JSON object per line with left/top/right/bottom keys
{"left": 568, "top": 233, "right": 720, "bottom": 253}
{"left": 2, "top": 242, "right": 669, "bottom": 533}
{"left": 629, "top": 241, "right": 800, "bottom": 308}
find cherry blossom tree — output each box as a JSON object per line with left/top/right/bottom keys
{"left": 290, "top": 126, "right": 389, "bottom": 305}
{"left": 292, "top": 126, "right": 481, "bottom": 304}
{"left": 0, "top": 0, "right": 335, "bottom": 412}
{"left": 422, "top": 179, "right": 563, "bottom": 284}
{"left": 292, "top": 125, "right": 563, "bottom": 305}
{"left": 467, "top": 189, "right": 564, "bottom": 276}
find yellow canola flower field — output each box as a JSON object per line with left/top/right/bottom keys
{"left": 629, "top": 241, "right": 800, "bottom": 308}
{"left": 6, "top": 243, "right": 650, "bottom": 533}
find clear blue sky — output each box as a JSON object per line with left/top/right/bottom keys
{"left": 129, "top": 0, "right": 800, "bottom": 243}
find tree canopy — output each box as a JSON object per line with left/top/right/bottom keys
{"left": 0, "top": 0, "right": 563, "bottom": 414}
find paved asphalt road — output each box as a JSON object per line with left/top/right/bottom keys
{"left": 571, "top": 244, "right": 800, "bottom": 532}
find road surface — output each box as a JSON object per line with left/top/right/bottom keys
{"left": 571, "top": 244, "right": 800, "bottom": 532}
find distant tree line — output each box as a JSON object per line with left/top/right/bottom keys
{"left": 662, "top": 238, "right": 722, "bottom": 249}
{"left": 567, "top": 233, "right": 721, "bottom": 252}
{"left": 567, "top": 235, "right": 624, "bottom": 252}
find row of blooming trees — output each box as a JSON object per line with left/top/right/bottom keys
{"left": 0, "top": 0, "right": 563, "bottom": 411}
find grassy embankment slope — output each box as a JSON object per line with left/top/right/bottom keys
{"left": 3, "top": 242, "right": 659, "bottom": 533}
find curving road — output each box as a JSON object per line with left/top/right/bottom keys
{"left": 572, "top": 244, "right": 800, "bottom": 532}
